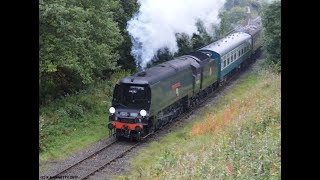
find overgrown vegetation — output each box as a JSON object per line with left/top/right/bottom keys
{"left": 39, "top": 70, "right": 130, "bottom": 161}
{"left": 114, "top": 0, "right": 139, "bottom": 71}
{"left": 261, "top": 0, "right": 281, "bottom": 65}
{"left": 146, "top": 21, "right": 218, "bottom": 67}
{"left": 39, "top": 0, "right": 138, "bottom": 160}
{"left": 123, "top": 59, "right": 281, "bottom": 179}
{"left": 39, "top": 0, "right": 138, "bottom": 104}
{"left": 218, "top": 0, "right": 262, "bottom": 36}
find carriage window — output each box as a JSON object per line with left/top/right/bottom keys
{"left": 224, "top": 60, "right": 226, "bottom": 68}
{"left": 234, "top": 53, "right": 236, "bottom": 60}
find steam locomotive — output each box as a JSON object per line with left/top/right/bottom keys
{"left": 107, "top": 17, "right": 262, "bottom": 140}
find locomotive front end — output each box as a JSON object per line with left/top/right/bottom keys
{"left": 107, "top": 82, "right": 151, "bottom": 140}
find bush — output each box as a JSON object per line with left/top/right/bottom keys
{"left": 39, "top": 70, "right": 131, "bottom": 159}
{"left": 39, "top": 0, "right": 123, "bottom": 104}
{"left": 262, "top": 1, "right": 281, "bottom": 64}
{"left": 261, "top": 58, "right": 281, "bottom": 73}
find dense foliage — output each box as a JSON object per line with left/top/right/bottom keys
{"left": 218, "top": 0, "right": 262, "bottom": 36}
{"left": 40, "top": 0, "right": 125, "bottom": 104}
{"left": 146, "top": 20, "right": 217, "bottom": 68}
{"left": 39, "top": 70, "right": 130, "bottom": 158}
{"left": 261, "top": 0, "right": 281, "bottom": 64}
{"left": 114, "top": 0, "right": 139, "bottom": 71}
{"left": 219, "top": 6, "right": 248, "bottom": 36}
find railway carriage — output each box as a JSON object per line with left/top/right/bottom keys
{"left": 199, "top": 32, "right": 252, "bottom": 81}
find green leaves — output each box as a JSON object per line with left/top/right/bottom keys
{"left": 40, "top": 0, "right": 123, "bottom": 103}
{"left": 219, "top": 6, "right": 248, "bottom": 36}
{"left": 261, "top": 1, "right": 281, "bottom": 63}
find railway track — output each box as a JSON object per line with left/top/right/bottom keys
{"left": 45, "top": 133, "right": 153, "bottom": 180}
{"left": 42, "top": 51, "right": 260, "bottom": 180}
{"left": 81, "top": 133, "right": 153, "bottom": 180}
{"left": 45, "top": 139, "right": 116, "bottom": 179}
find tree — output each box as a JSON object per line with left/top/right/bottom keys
{"left": 224, "top": 0, "right": 262, "bottom": 11}
{"left": 261, "top": 0, "right": 281, "bottom": 63}
{"left": 191, "top": 20, "right": 216, "bottom": 50}
{"left": 218, "top": 6, "right": 248, "bottom": 36}
{"left": 39, "top": 0, "right": 123, "bottom": 104}
{"left": 219, "top": 0, "right": 263, "bottom": 37}
{"left": 148, "top": 20, "right": 217, "bottom": 67}
{"left": 114, "top": 0, "right": 139, "bottom": 71}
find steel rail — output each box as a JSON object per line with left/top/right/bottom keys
{"left": 47, "top": 139, "right": 118, "bottom": 179}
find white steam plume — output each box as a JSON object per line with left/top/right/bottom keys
{"left": 127, "top": 0, "right": 226, "bottom": 69}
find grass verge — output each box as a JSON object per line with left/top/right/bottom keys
{"left": 39, "top": 70, "right": 131, "bottom": 164}
{"left": 121, "top": 59, "right": 281, "bottom": 179}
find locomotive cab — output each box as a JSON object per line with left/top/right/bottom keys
{"left": 108, "top": 82, "right": 151, "bottom": 140}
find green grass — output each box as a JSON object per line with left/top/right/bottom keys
{"left": 120, "top": 59, "right": 281, "bottom": 179}
{"left": 39, "top": 69, "right": 131, "bottom": 163}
